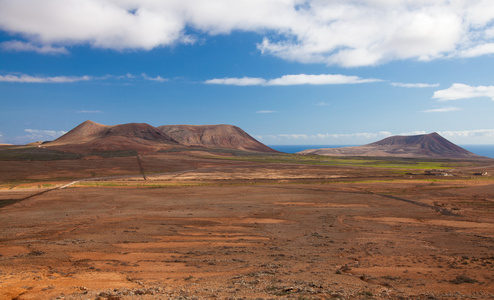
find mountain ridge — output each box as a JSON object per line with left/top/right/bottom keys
{"left": 44, "top": 120, "right": 277, "bottom": 153}
{"left": 158, "top": 124, "right": 275, "bottom": 153}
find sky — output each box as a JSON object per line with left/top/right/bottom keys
{"left": 1, "top": 0, "right": 494, "bottom": 145}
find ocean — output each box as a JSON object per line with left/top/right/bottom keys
{"left": 268, "top": 144, "right": 494, "bottom": 159}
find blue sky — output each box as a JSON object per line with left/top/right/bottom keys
{"left": 1, "top": 0, "right": 494, "bottom": 145}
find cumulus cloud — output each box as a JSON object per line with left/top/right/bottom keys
{"left": 1, "top": 1, "right": 493, "bottom": 66}
{"left": 0, "top": 40, "right": 68, "bottom": 54}
{"left": 423, "top": 107, "right": 461, "bottom": 113}
{"left": 205, "top": 74, "right": 379, "bottom": 86}
{"left": 458, "top": 43, "right": 494, "bottom": 58}
{"left": 24, "top": 129, "right": 67, "bottom": 141}
{"left": 257, "top": 1, "right": 493, "bottom": 66}
{"left": 0, "top": 74, "right": 91, "bottom": 83}
{"left": 432, "top": 83, "right": 494, "bottom": 101}
{"left": 391, "top": 82, "right": 440, "bottom": 88}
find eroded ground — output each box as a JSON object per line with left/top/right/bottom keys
{"left": 1, "top": 153, "right": 494, "bottom": 299}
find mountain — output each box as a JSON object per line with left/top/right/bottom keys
{"left": 45, "top": 121, "right": 179, "bottom": 153}
{"left": 158, "top": 124, "right": 277, "bottom": 153}
{"left": 299, "top": 132, "right": 484, "bottom": 159}
{"left": 45, "top": 121, "right": 276, "bottom": 153}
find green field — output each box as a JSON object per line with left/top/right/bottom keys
{"left": 203, "top": 151, "right": 469, "bottom": 170}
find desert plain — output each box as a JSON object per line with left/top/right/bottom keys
{"left": 1, "top": 149, "right": 494, "bottom": 299}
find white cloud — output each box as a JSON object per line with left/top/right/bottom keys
{"left": 256, "top": 110, "right": 276, "bottom": 114}
{"left": 438, "top": 129, "right": 494, "bottom": 138}
{"left": 256, "top": 1, "right": 493, "bottom": 66}
{"left": 0, "top": 40, "right": 68, "bottom": 54}
{"left": 1, "top": 129, "right": 68, "bottom": 144}
{"left": 314, "top": 131, "right": 393, "bottom": 140}
{"left": 393, "top": 131, "right": 427, "bottom": 136}
{"left": 1, "top": 1, "right": 494, "bottom": 66}
{"left": 0, "top": 74, "right": 91, "bottom": 83}
{"left": 266, "top": 74, "right": 381, "bottom": 86}
{"left": 141, "top": 73, "right": 168, "bottom": 82}
{"left": 317, "top": 102, "right": 330, "bottom": 106}
{"left": 432, "top": 83, "right": 494, "bottom": 101}
{"left": 204, "top": 77, "right": 266, "bottom": 86}
{"left": 457, "top": 43, "right": 494, "bottom": 58}
{"left": 0, "top": 73, "right": 170, "bottom": 84}
{"left": 391, "top": 82, "right": 440, "bottom": 88}
{"left": 278, "top": 134, "right": 309, "bottom": 140}
{"left": 205, "top": 74, "right": 380, "bottom": 86}
{"left": 437, "top": 129, "right": 494, "bottom": 144}
{"left": 24, "top": 129, "right": 67, "bottom": 141}
{"left": 259, "top": 131, "right": 393, "bottom": 142}
{"left": 423, "top": 107, "right": 461, "bottom": 113}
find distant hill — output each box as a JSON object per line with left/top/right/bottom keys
{"left": 158, "top": 124, "right": 277, "bottom": 153}
{"left": 45, "top": 120, "right": 277, "bottom": 153}
{"left": 299, "top": 132, "right": 485, "bottom": 159}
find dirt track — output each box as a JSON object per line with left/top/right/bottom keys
{"left": 1, "top": 154, "right": 494, "bottom": 299}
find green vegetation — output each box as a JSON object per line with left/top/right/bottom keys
{"left": 201, "top": 151, "right": 460, "bottom": 170}
{"left": 0, "top": 146, "right": 138, "bottom": 161}
{"left": 159, "top": 146, "right": 252, "bottom": 155}
{"left": 74, "top": 181, "right": 217, "bottom": 188}
{"left": 88, "top": 150, "right": 137, "bottom": 158}
{"left": 0, "top": 146, "right": 82, "bottom": 161}
{"left": 3, "top": 182, "right": 58, "bottom": 189}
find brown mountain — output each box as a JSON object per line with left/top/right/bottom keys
{"left": 45, "top": 121, "right": 179, "bottom": 153}
{"left": 299, "top": 132, "right": 484, "bottom": 159}
{"left": 158, "top": 124, "right": 277, "bottom": 153}
{"left": 45, "top": 121, "right": 276, "bottom": 153}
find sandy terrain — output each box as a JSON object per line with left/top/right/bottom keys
{"left": 1, "top": 153, "right": 494, "bottom": 299}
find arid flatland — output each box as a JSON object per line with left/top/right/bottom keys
{"left": 1, "top": 149, "right": 494, "bottom": 299}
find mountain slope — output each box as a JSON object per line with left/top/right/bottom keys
{"left": 47, "top": 120, "right": 109, "bottom": 145}
{"left": 299, "top": 132, "right": 484, "bottom": 159}
{"left": 158, "top": 124, "right": 278, "bottom": 153}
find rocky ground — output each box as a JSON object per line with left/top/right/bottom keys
{"left": 1, "top": 153, "right": 493, "bottom": 299}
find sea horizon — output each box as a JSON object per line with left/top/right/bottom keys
{"left": 268, "top": 144, "right": 494, "bottom": 159}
